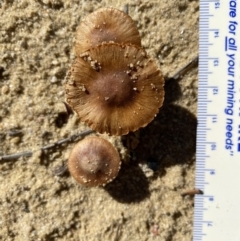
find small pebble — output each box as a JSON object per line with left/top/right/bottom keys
{"left": 50, "top": 76, "right": 58, "bottom": 83}
{"left": 58, "top": 91, "right": 64, "bottom": 97}
{"left": 1, "top": 85, "right": 9, "bottom": 94}
{"left": 10, "top": 136, "right": 21, "bottom": 145}
{"left": 51, "top": 60, "right": 59, "bottom": 65}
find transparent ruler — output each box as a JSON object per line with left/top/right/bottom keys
{"left": 194, "top": 0, "right": 240, "bottom": 240}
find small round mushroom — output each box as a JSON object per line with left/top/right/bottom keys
{"left": 68, "top": 136, "right": 121, "bottom": 187}
{"left": 65, "top": 42, "right": 164, "bottom": 135}
{"left": 75, "top": 7, "right": 141, "bottom": 54}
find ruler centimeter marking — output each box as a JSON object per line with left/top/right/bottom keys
{"left": 194, "top": 0, "right": 240, "bottom": 240}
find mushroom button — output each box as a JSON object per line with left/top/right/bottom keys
{"left": 65, "top": 42, "right": 165, "bottom": 135}
{"left": 75, "top": 7, "right": 141, "bottom": 55}
{"left": 68, "top": 136, "right": 121, "bottom": 187}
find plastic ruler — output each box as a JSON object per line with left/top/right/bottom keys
{"left": 194, "top": 0, "right": 240, "bottom": 240}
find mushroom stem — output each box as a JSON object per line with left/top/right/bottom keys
{"left": 0, "top": 129, "right": 94, "bottom": 161}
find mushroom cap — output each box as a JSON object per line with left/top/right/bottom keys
{"left": 75, "top": 7, "right": 141, "bottom": 54}
{"left": 65, "top": 42, "right": 165, "bottom": 135}
{"left": 68, "top": 136, "right": 121, "bottom": 187}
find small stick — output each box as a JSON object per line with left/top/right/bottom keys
{"left": 0, "top": 129, "right": 94, "bottom": 161}
{"left": 0, "top": 151, "right": 33, "bottom": 161}
{"left": 166, "top": 55, "right": 198, "bottom": 81}
{"left": 181, "top": 188, "right": 204, "bottom": 197}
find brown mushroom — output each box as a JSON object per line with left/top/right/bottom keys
{"left": 68, "top": 136, "right": 121, "bottom": 187}
{"left": 65, "top": 42, "right": 164, "bottom": 135}
{"left": 75, "top": 7, "right": 141, "bottom": 55}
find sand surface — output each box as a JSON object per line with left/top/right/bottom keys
{"left": 0, "top": 0, "right": 198, "bottom": 240}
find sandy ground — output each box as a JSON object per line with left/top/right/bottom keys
{"left": 0, "top": 0, "right": 198, "bottom": 240}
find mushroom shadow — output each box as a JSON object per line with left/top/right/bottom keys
{"left": 163, "top": 77, "right": 182, "bottom": 104}
{"left": 104, "top": 162, "right": 150, "bottom": 203}
{"left": 135, "top": 103, "right": 197, "bottom": 173}
{"left": 132, "top": 76, "right": 197, "bottom": 176}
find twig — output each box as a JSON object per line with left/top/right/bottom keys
{"left": 0, "top": 151, "right": 33, "bottom": 161}
{"left": 0, "top": 129, "right": 94, "bottom": 161}
{"left": 181, "top": 188, "right": 204, "bottom": 197}
{"left": 166, "top": 55, "right": 198, "bottom": 81}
